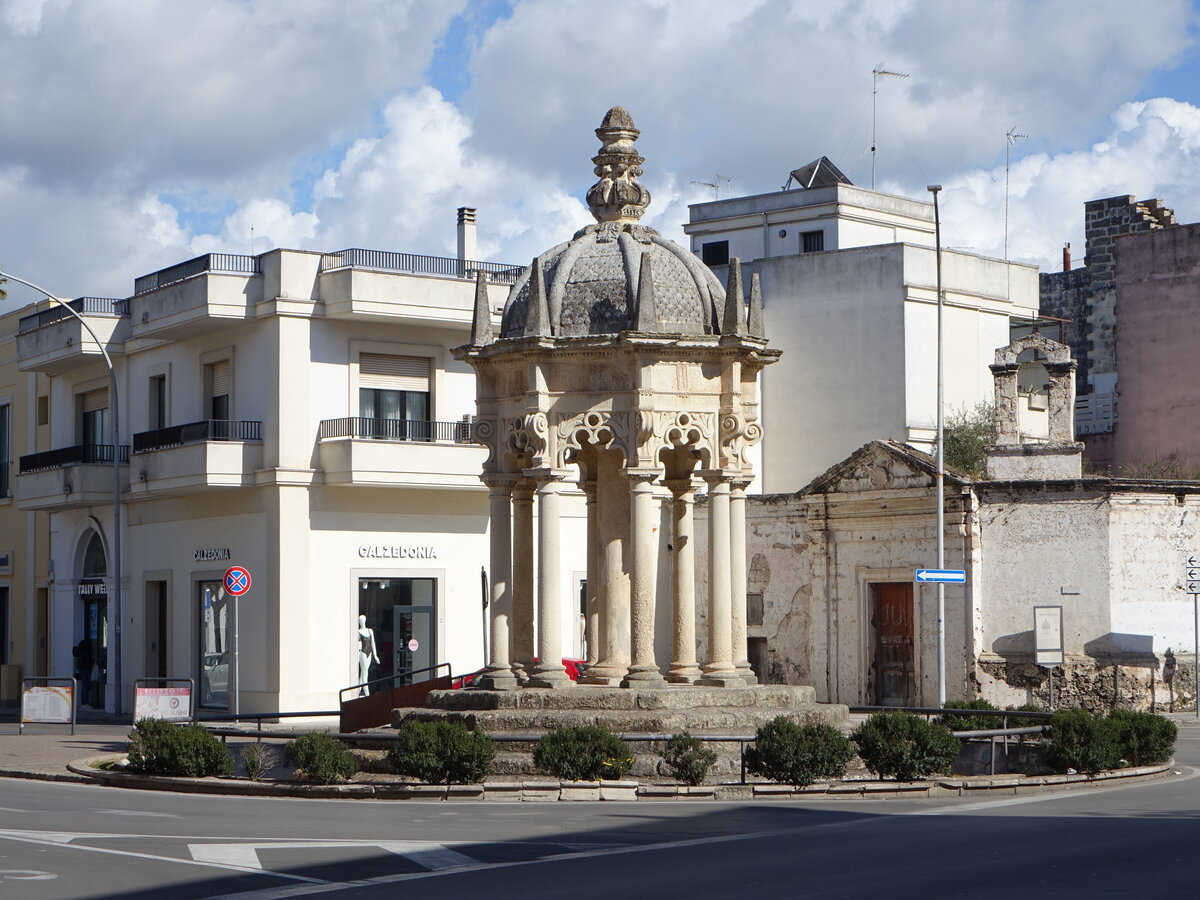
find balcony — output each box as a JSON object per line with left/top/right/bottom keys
{"left": 129, "top": 420, "right": 263, "bottom": 497}
{"left": 16, "top": 444, "right": 130, "bottom": 511}
{"left": 317, "top": 249, "right": 519, "bottom": 324}
{"left": 129, "top": 254, "right": 263, "bottom": 340}
{"left": 16, "top": 297, "right": 129, "bottom": 373}
{"left": 318, "top": 417, "right": 486, "bottom": 489}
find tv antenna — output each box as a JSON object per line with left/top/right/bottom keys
{"left": 1004, "top": 126, "right": 1029, "bottom": 260}
{"left": 871, "top": 63, "right": 909, "bottom": 190}
{"left": 690, "top": 174, "right": 732, "bottom": 200}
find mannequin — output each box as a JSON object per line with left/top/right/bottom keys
{"left": 357, "top": 614, "right": 380, "bottom": 696}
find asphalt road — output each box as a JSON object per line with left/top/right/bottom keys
{"left": 1, "top": 731, "right": 1198, "bottom": 899}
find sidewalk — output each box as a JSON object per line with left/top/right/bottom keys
{"left": 0, "top": 709, "right": 132, "bottom": 781}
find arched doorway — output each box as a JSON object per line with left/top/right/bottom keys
{"left": 75, "top": 531, "right": 108, "bottom": 708}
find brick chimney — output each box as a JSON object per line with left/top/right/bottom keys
{"left": 1062, "top": 242, "right": 1071, "bottom": 272}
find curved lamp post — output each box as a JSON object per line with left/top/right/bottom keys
{"left": 0, "top": 269, "right": 124, "bottom": 717}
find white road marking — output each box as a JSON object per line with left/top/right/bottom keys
{"left": 0, "top": 870, "right": 57, "bottom": 881}
{"left": 88, "top": 807, "right": 179, "bottom": 818}
{"left": 188, "top": 840, "right": 476, "bottom": 871}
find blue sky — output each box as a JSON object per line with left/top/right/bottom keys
{"left": 2, "top": 0, "right": 1199, "bottom": 301}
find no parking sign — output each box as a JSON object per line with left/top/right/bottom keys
{"left": 224, "top": 566, "right": 251, "bottom": 596}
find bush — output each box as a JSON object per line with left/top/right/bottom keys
{"left": 938, "top": 700, "right": 1006, "bottom": 733}
{"left": 852, "top": 712, "right": 960, "bottom": 781}
{"left": 1046, "top": 709, "right": 1119, "bottom": 774}
{"left": 387, "top": 720, "right": 495, "bottom": 785}
{"left": 660, "top": 732, "right": 717, "bottom": 786}
{"left": 745, "top": 717, "right": 856, "bottom": 787}
{"left": 534, "top": 725, "right": 633, "bottom": 781}
{"left": 126, "top": 718, "right": 233, "bottom": 778}
{"left": 241, "top": 742, "right": 269, "bottom": 781}
{"left": 1107, "top": 709, "right": 1177, "bottom": 766}
{"left": 285, "top": 732, "right": 359, "bottom": 784}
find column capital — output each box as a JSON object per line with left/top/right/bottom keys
{"left": 481, "top": 473, "right": 519, "bottom": 493}
{"left": 698, "top": 470, "right": 733, "bottom": 488}
{"left": 728, "top": 476, "right": 753, "bottom": 494}
{"left": 624, "top": 468, "right": 660, "bottom": 486}
{"left": 662, "top": 477, "right": 697, "bottom": 497}
{"left": 523, "top": 466, "right": 571, "bottom": 484}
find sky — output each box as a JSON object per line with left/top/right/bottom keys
{"left": 2, "top": 0, "right": 1199, "bottom": 303}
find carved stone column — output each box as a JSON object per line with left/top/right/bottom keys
{"left": 526, "top": 470, "right": 572, "bottom": 688}
{"left": 1045, "top": 361, "right": 1078, "bottom": 442}
{"left": 989, "top": 362, "right": 1021, "bottom": 444}
{"left": 478, "top": 475, "right": 518, "bottom": 689}
{"left": 665, "top": 478, "right": 702, "bottom": 683}
{"left": 623, "top": 470, "right": 665, "bottom": 686}
{"left": 729, "top": 477, "right": 756, "bottom": 685}
{"left": 510, "top": 479, "right": 535, "bottom": 682}
{"left": 580, "top": 450, "right": 629, "bottom": 685}
{"left": 699, "top": 474, "right": 741, "bottom": 686}
{"left": 583, "top": 479, "right": 600, "bottom": 666}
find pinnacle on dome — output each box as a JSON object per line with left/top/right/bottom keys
{"left": 585, "top": 106, "right": 652, "bottom": 224}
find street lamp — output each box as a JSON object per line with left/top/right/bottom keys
{"left": 0, "top": 269, "right": 125, "bottom": 717}
{"left": 926, "top": 186, "right": 945, "bottom": 708}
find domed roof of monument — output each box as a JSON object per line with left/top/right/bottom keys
{"left": 499, "top": 107, "right": 725, "bottom": 339}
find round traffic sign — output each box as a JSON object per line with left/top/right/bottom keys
{"left": 223, "top": 566, "right": 252, "bottom": 596}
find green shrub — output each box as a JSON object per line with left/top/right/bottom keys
{"left": 1007, "top": 703, "right": 1045, "bottom": 713}
{"left": 745, "top": 717, "right": 856, "bottom": 787}
{"left": 938, "top": 699, "right": 1006, "bottom": 732}
{"left": 1047, "top": 709, "right": 1119, "bottom": 774}
{"left": 1107, "top": 709, "right": 1177, "bottom": 766}
{"left": 285, "top": 732, "right": 359, "bottom": 784}
{"left": 534, "top": 725, "right": 633, "bottom": 781}
{"left": 387, "top": 720, "right": 495, "bottom": 785}
{"left": 852, "top": 712, "right": 960, "bottom": 781}
{"left": 660, "top": 732, "right": 718, "bottom": 786}
{"left": 125, "top": 718, "right": 233, "bottom": 778}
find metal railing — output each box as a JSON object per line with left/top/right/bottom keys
{"left": 17, "top": 297, "right": 126, "bottom": 334}
{"left": 132, "top": 419, "right": 263, "bottom": 452}
{"left": 133, "top": 253, "right": 262, "bottom": 295}
{"left": 19, "top": 443, "right": 129, "bottom": 472}
{"left": 318, "top": 417, "right": 474, "bottom": 444}
{"left": 318, "top": 248, "right": 524, "bottom": 284}
{"left": 338, "top": 663, "right": 455, "bottom": 704}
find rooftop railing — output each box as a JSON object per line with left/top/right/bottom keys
{"left": 132, "top": 420, "right": 263, "bottom": 453}
{"left": 19, "top": 444, "right": 129, "bottom": 473}
{"left": 133, "top": 253, "right": 262, "bottom": 295}
{"left": 17, "top": 297, "right": 127, "bottom": 335}
{"left": 318, "top": 417, "right": 475, "bottom": 444}
{"left": 318, "top": 248, "right": 524, "bottom": 284}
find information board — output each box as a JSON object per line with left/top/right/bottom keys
{"left": 133, "top": 686, "right": 191, "bottom": 721}
{"left": 21, "top": 685, "right": 73, "bottom": 723}
{"left": 1034, "top": 605, "right": 1064, "bottom": 666}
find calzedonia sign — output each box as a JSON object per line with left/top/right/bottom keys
{"left": 358, "top": 545, "right": 438, "bottom": 559}
{"left": 195, "top": 548, "right": 231, "bottom": 562}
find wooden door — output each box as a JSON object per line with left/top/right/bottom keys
{"left": 871, "top": 583, "right": 914, "bottom": 706}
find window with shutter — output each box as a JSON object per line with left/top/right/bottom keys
{"left": 80, "top": 388, "right": 109, "bottom": 445}
{"left": 205, "top": 360, "right": 231, "bottom": 420}
{"left": 358, "top": 354, "right": 432, "bottom": 440}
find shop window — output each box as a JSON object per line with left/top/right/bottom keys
{"left": 358, "top": 577, "right": 436, "bottom": 686}
{"left": 198, "top": 580, "right": 229, "bottom": 709}
{"left": 701, "top": 240, "right": 730, "bottom": 266}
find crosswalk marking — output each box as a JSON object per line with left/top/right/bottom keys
{"left": 189, "top": 840, "right": 476, "bottom": 871}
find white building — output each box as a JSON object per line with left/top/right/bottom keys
{"left": 12, "top": 232, "right": 588, "bottom": 715}
{"left": 684, "top": 165, "right": 1041, "bottom": 491}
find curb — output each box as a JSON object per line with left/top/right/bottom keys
{"left": 40, "top": 755, "right": 1175, "bottom": 801}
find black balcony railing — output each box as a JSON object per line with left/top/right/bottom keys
{"left": 17, "top": 297, "right": 127, "bottom": 335}
{"left": 132, "top": 420, "right": 263, "bottom": 453}
{"left": 19, "top": 444, "right": 130, "bottom": 473}
{"left": 318, "top": 248, "right": 524, "bottom": 285}
{"left": 133, "top": 253, "right": 262, "bottom": 295}
{"left": 318, "top": 418, "right": 475, "bottom": 444}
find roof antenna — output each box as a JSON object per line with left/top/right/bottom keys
{"left": 690, "top": 180, "right": 718, "bottom": 199}
{"left": 1004, "top": 126, "right": 1029, "bottom": 261}
{"left": 871, "top": 63, "right": 909, "bottom": 190}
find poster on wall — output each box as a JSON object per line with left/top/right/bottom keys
{"left": 21, "top": 685, "right": 73, "bottom": 723}
{"left": 134, "top": 687, "right": 192, "bottom": 721}
{"left": 1034, "top": 605, "right": 1064, "bottom": 666}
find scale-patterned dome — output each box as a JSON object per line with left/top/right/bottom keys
{"left": 498, "top": 107, "right": 724, "bottom": 339}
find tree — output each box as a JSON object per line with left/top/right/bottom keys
{"left": 943, "top": 402, "right": 996, "bottom": 478}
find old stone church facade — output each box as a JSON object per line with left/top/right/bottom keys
{"left": 732, "top": 334, "right": 1200, "bottom": 712}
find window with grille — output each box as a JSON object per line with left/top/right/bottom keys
{"left": 801, "top": 230, "right": 824, "bottom": 253}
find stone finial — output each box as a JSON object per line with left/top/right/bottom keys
{"left": 747, "top": 272, "right": 765, "bottom": 339}
{"left": 633, "top": 251, "right": 657, "bottom": 331}
{"left": 585, "top": 106, "right": 651, "bottom": 224}
{"left": 722, "top": 258, "right": 747, "bottom": 337}
{"left": 470, "top": 270, "right": 493, "bottom": 346}
{"left": 524, "top": 257, "right": 551, "bottom": 338}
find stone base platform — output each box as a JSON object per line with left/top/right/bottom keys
{"left": 388, "top": 684, "right": 847, "bottom": 778}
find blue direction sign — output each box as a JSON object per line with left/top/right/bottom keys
{"left": 915, "top": 568, "right": 966, "bottom": 584}
{"left": 223, "top": 566, "right": 251, "bottom": 596}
